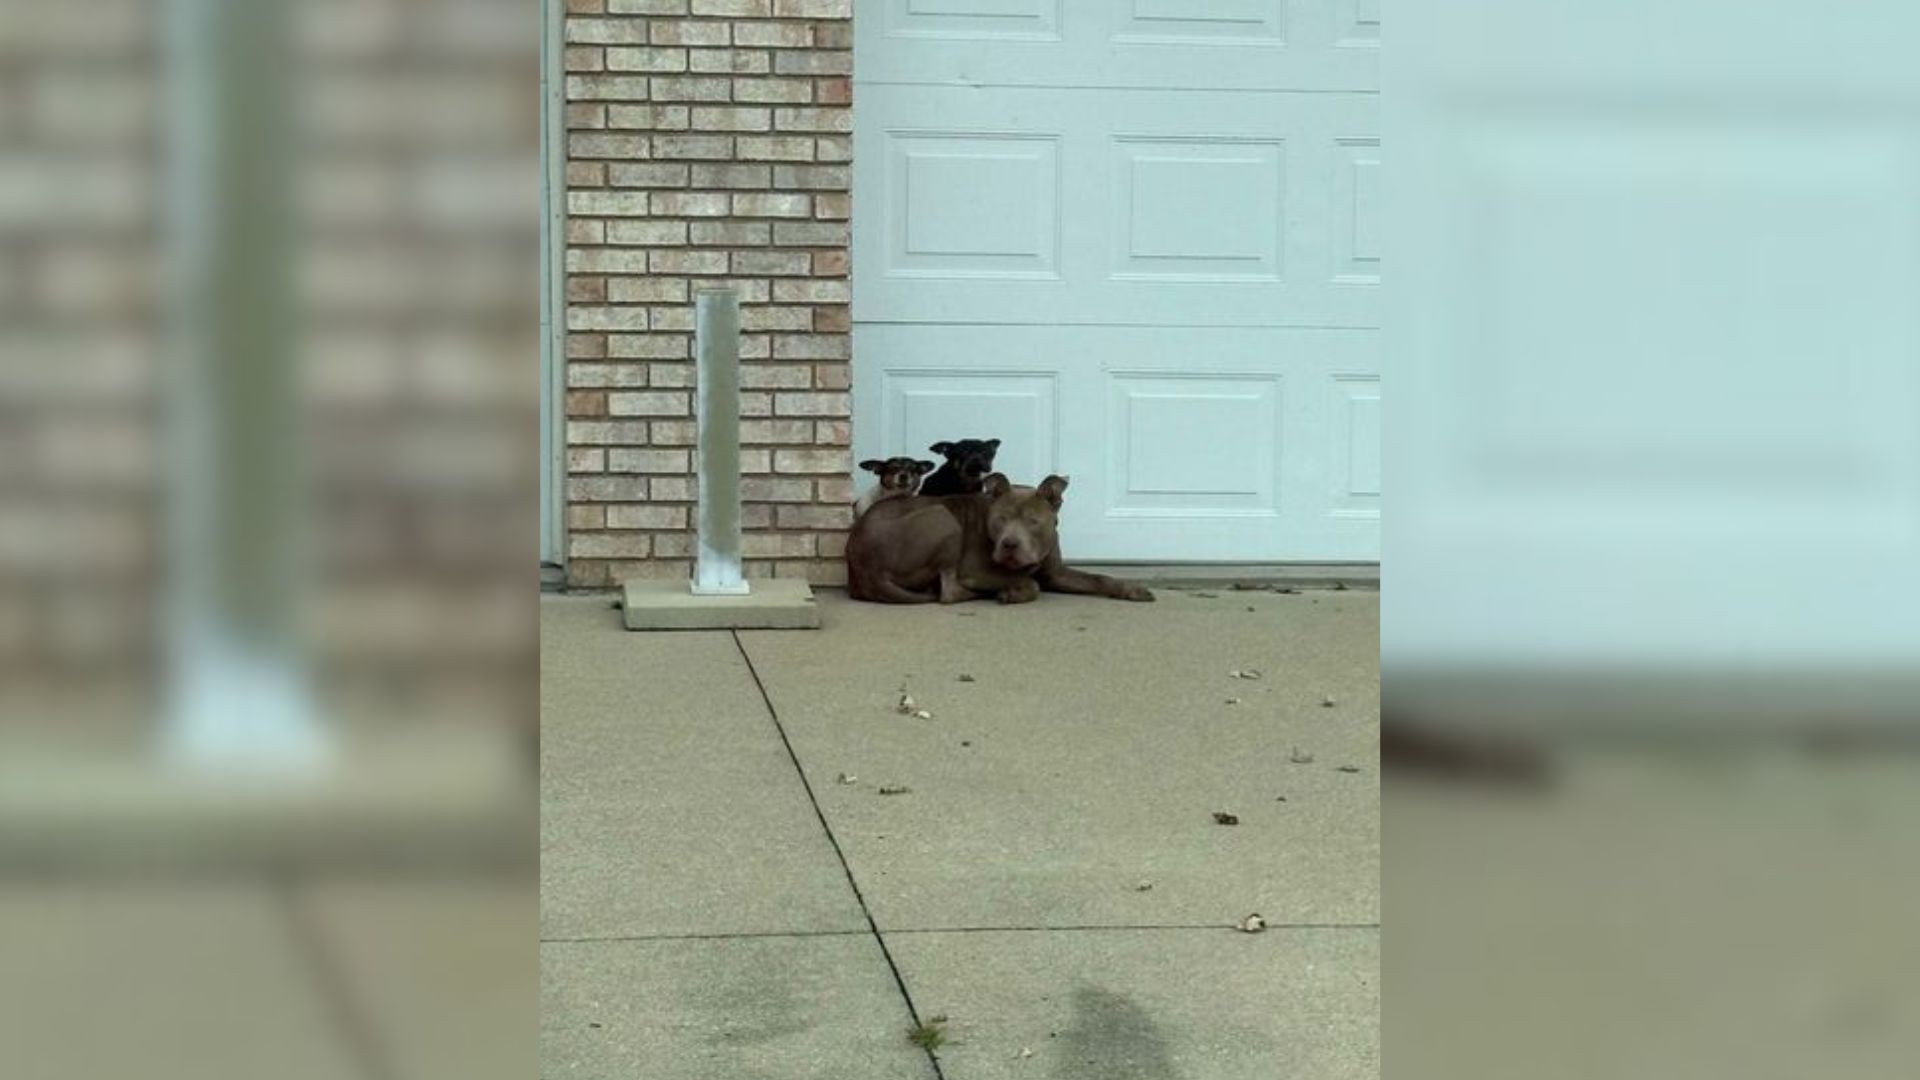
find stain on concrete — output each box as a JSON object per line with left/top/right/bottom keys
{"left": 1054, "top": 986, "right": 1180, "bottom": 1080}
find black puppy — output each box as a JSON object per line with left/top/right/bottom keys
{"left": 918, "top": 438, "right": 1000, "bottom": 497}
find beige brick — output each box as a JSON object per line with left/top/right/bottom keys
{"left": 772, "top": 333, "right": 848, "bottom": 360}
{"left": 813, "top": 363, "right": 850, "bottom": 389}
{"left": 690, "top": 106, "right": 771, "bottom": 132}
{"left": 608, "top": 448, "right": 692, "bottom": 472}
{"left": 689, "top": 50, "right": 772, "bottom": 75}
{"left": 814, "top": 23, "right": 854, "bottom": 49}
{"left": 814, "top": 193, "right": 851, "bottom": 220}
{"left": 740, "top": 334, "right": 773, "bottom": 360}
{"left": 568, "top": 363, "right": 651, "bottom": 388}
{"left": 567, "top": 220, "right": 607, "bottom": 244}
{"left": 816, "top": 532, "right": 849, "bottom": 559}
{"left": 649, "top": 191, "right": 730, "bottom": 216}
{"left": 773, "top": 221, "right": 848, "bottom": 246}
{"left": 566, "top": 47, "right": 607, "bottom": 72}
{"left": 649, "top": 420, "right": 696, "bottom": 444}
{"left": 774, "top": 391, "right": 851, "bottom": 417}
{"left": 568, "top": 560, "right": 613, "bottom": 588}
{"left": 811, "top": 249, "right": 849, "bottom": 276}
{"left": 649, "top": 364, "right": 696, "bottom": 387}
{"left": 815, "top": 135, "right": 852, "bottom": 163}
{"left": 567, "top": 103, "right": 608, "bottom": 129}
{"left": 736, "top": 135, "right": 815, "bottom": 162}
{"left": 733, "top": 21, "right": 812, "bottom": 47}
{"left": 817, "top": 77, "right": 851, "bottom": 105}
{"left": 690, "top": 220, "right": 772, "bottom": 246}
{"left": 733, "top": 78, "right": 813, "bottom": 103}
{"left": 648, "top": 307, "right": 701, "bottom": 330}
{"left": 773, "top": 107, "right": 851, "bottom": 133}
{"left": 567, "top": 18, "right": 651, "bottom": 45}
{"left": 733, "top": 192, "right": 812, "bottom": 218}
{"left": 742, "top": 305, "right": 814, "bottom": 330}
{"left": 652, "top": 531, "right": 695, "bottom": 556}
{"left": 774, "top": 447, "right": 850, "bottom": 473}
{"left": 572, "top": 532, "right": 654, "bottom": 559}
{"left": 567, "top": 74, "right": 651, "bottom": 100}
{"left": 568, "top": 190, "right": 649, "bottom": 216}
{"left": 607, "top": 505, "right": 690, "bottom": 529}
{"left": 650, "top": 20, "right": 729, "bottom": 46}
{"left": 611, "top": 0, "right": 688, "bottom": 12}
{"left": 739, "top": 364, "right": 814, "bottom": 389}
{"left": 773, "top": 51, "right": 851, "bottom": 77}
{"left": 814, "top": 419, "right": 852, "bottom": 446}
{"left": 568, "top": 333, "right": 608, "bottom": 358}
{"left": 652, "top": 477, "right": 696, "bottom": 500}
{"left": 817, "top": 476, "right": 855, "bottom": 504}
{"left": 569, "top": 477, "right": 650, "bottom": 501}
{"left": 741, "top": 506, "right": 774, "bottom": 529}
{"left": 742, "top": 477, "right": 813, "bottom": 502}
{"left": 609, "top": 163, "right": 690, "bottom": 189}
{"left": 651, "top": 134, "right": 733, "bottom": 159}
{"left": 607, "top": 47, "right": 689, "bottom": 72}
{"left": 567, "top": 276, "right": 608, "bottom": 303}
{"left": 811, "top": 560, "right": 851, "bottom": 588}
{"left": 689, "top": 163, "right": 772, "bottom": 188}
{"left": 568, "top": 248, "right": 650, "bottom": 273}
{"left": 568, "top": 160, "right": 608, "bottom": 187}
{"left": 772, "top": 164, "right": 849, "bottom": 190}
{"left": 608, "top": 390, "right": 692, "bottom": 416}
{"left": 567, "top": 447, "right": 607, "bottom": 472}
{"left": 692, "top": 0, "right": 770, "bottom": 14}
{"left": 608, "top": 104, "right": 689, "bottom": 130}
{"left": 567, "top": 390, "right": 609, "bottom": 418}
{"left": 614, "top": 558, "right": 694, "bottom": 581}
{"left": 742, "top": 418, "right": 814, "bottom": 443}
{"left": 649, "top": 249, "right": 729, "bottom": 275}
{"left": 743, "top": 533, "right": 818, "bottom": 558}
{"left": 732, "top": 250, "right": 811, "bottom": 276}
{"left": 569, "top": 133, "right": 648, "bottom": 158}
{"left": 568, "top": 306, "right": 649, "bottom": 331}
{"left": 771, "top": 279, "right": 850, "bottom": 303}
{"left": 773, "top": 0, "right": 850, "bottom": 16}
{"left": 569, "top": 1, "right": 605, "bottom": 14}
{"left": 778, "top": 504, "right": 853, "bottom": 529}
{"left": 741, "top": 448, "right": 773, "bottom": 473}
{"left": 649, "top": 77, "right": 733, "bottom": 102}
{"left": 607, "top": 276, "right": 690, "bottom": 302}
{"left": 568, "top": 505, "right": 608, "bottom": 531}
{"left": 609, "top": 334, "right": 692, "bottom": 359}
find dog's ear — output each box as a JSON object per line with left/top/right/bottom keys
{"left": 929, "top": 441, "right": 954, "bottom": 456}
{"left": 981, "top": 473, "right": 1012, "bottom": 499}
{"left": 984, "top": 438, "right": 1001, "bottom": 452}
{"left": 1037, "top": 474, "right": 1069, "bottom": 509}
{"left": 859, "top": 459, "right": 886, "bottom": 473}
{"left": 913, "top": 459, "right": 936, "bottom": 475}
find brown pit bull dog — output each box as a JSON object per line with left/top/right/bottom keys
{"left": 846, "top": 473, "right": 1155, "bottom": 605}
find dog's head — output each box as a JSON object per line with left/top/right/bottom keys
{"left": 982, "top": 473, "right": 1068, "bottom": 572}
{"left": 928, "top": 438, "right": 1001, "bottom": 486}
{"left": 859, "top": 456, "right": 935, "bottom": 494}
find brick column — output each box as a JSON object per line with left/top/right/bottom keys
{"left": 560, "top": 0, "right": 854, "bottom": 588}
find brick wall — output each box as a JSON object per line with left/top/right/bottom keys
{"left": 561, "top": 0, "right": 854, "bottom": 589}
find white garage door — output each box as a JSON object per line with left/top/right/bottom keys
{"left": 852, "top": 0, "right": 1381, "bottom": 562}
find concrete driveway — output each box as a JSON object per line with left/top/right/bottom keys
{"left": 540, "top": 586, "right": 1380, "bottom": 1079}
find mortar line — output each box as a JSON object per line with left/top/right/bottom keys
{"left": 732, "top": 631, "right": 949, "bottom": 1080}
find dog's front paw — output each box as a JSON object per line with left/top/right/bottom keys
{"left": 1117, "top": 582, "right": 1155, "bottom": 602}
{"left": 998, "top": 580, "right": 1040, "bottom": 604}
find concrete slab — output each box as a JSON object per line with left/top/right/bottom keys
{"left": 542, "top": 934, "right": 938, "bottom": 1080}
{"left": 623, "top": 578, "right": 819, "bottom": 631}
{"left": 540, "top": 597, "right": 865, "bottom": 939}
{"left": 737, "top": 589, "right": 1379, "bottom": 930}
{"left": 299, "top": 876, "right": 536, "bottom": 1080}
{"left": 0, "top": 882, "right": 364, "bottom": 1080}
{"left": 886, "top": 926, "right": 1378, "bottom": 1079}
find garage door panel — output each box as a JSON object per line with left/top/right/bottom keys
{"left": 860, "top": 0, "right": 1376, "bottom": 91}
{"left": 1108, "top": 374, "right": 1282, "bottom": 514}
{"left": 854, "top": 87, "right": 1379, "bottom": 328}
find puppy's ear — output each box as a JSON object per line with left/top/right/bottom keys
{"left": 1037, "top": 474, "right": 1069, "bottom": 509}
{"left": 859, "top": 459, "right": 886, "bottom": 473}
{"left": 981, "top": 473, "right": 1012, "bottom": 499}
{"left": 914, "top": 460, "right": 936, "bottom": 475}
{"left": 984, "top": 438, "right": 1002, "bottom": 452}
{"left": 929, "top": 441, "right": 954, "bottom": 456}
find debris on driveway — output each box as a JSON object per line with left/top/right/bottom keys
{"left": 1289, "top": 747, "right": 1315, "bottom": 764}
{"left": 1133, "top": 880, "right": 1154, "bottom": 892}
{"left": 879, "top": 785, "right": 912, "bottom": 796}
{"left": 1337, "top": 765, "right": 1363, "bottom": 774}
{"left": 1238, "top": 913, "right": 1267, "bottom": 933}
{"left": 957, "top": 673, "right": 975, "bottom": 682}
{"left": 1229, "top": 669, "right": 1262, "bottom": 680}
{"left": 1225, "top": 697, "right": 1241, "bottom": 705}
{"left": 1194, "top": 591, "right": 1218, "bottom": 598}
{"left": 1212, "top": 811, "right": 1240, "bottom": 826}
{"left": 896, "top": 692, "right": 933, "bottom": 719}
{"left": 1321, "top": 695, "right": 1337, "bottom": 708}
{"left": 835, "top": 772, "right": 858, "bottom": 785}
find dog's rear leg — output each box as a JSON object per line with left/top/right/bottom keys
{"left": 860, "top": 576, "right": 937, "bottom": 604}
{"left": 937, "top": 568, "right": 979, "bottom": 604}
